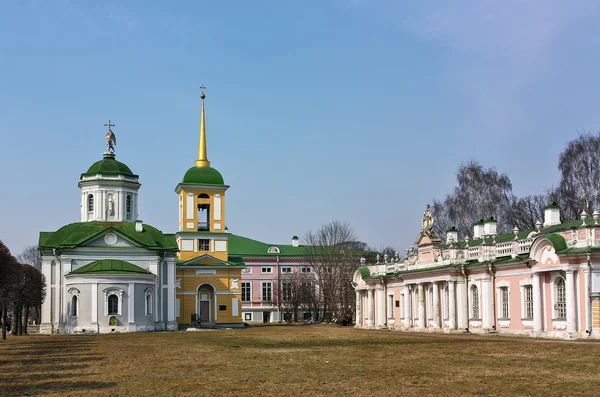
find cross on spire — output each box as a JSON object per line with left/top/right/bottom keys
{"left": 200, "top": 85, "right": 206, "bottom": 99}
{"left": 104, "top": 120, "right": 115, "bottom": 131}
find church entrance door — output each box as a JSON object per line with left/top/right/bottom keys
{"left": 199, "top": 301, "right": 210, "bottom": 322}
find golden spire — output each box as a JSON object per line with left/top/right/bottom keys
{"left": 195, "top": 85, "right": 210, "bottom": 167}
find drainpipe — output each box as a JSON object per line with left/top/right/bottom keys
{"left": 587, "top": 250, "right": 592, "bottom": 336}
{"left": 461, "top": 265, "right": 469, "bottom": 333}
{"left": 488, "top": 264, "right": 496, "bottom": 332}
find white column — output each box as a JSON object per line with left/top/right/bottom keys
{"left": 91, "top": 282, "right": 98, "bottom": 325}
{"left": 167, "top": 261, "right": 175, "bottom": 322}
{"left": 566, "top": 269, "right": 577, "bottom": 333}
{"left": 418, "top": 284, "right": 425, "bottom": 328}
{"left": 456, "top": 280, "right": 467, "bottom": 329}
{"left": 355, "top": 291, "right": 361, "bottom": 326}
{"left": 370, "top": 289, "right": 375, "bottom": 326}
{"left": 54, "top": 262, "right": 61, "bottom": 327}
{"left": 584, "top": 269, "right": 591, "bottom": 332}
{"left": 41, "top": 260, "right": 52, "bottom": 325}
{"left": 128, "top": 282, "right": 135, "bottom": 324}
{"left": 448, "top": 281, "right": 456, "bottom": 329}
{"left": 367, "top": 289, "right": 373, "bottom": 327}
{"left": 433, "top": 281, "right": 441, "bottom": 328}
{"left": 532, "top": 273, "right": 542, "bottom": 332}
{"left": 482, "top": 279, "right": 492, "bottom": 329}
{"left": 404, "top": 286, "right": 411, "bottom": 327}
{"left": 377, "top": 287, "right": 386, "bottom": 326}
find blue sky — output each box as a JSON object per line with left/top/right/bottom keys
{"left": 1, "top": 1, "right": 600, "bottom": 255}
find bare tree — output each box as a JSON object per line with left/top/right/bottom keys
{"left": 432, "top": 161, "right": 514, "bottom": 238}
{"left": 17, "top": 245, "right": 41, "bottom": 271}
{"left": 505, "top": 195, "right": 547, "bottom": 232}
{"left": 302, "top": 220, "right": 361, "bottom": 324}
{"left": 555, "top": 132, "right": 600, "bottom": 219}
{"left": 277, "top": 271, "right": 315, "bottom": 322}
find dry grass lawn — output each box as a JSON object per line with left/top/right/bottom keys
{"left": 1, "top": 325, "right": 600, "bottom": 396}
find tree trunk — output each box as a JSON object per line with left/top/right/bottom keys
{"left": 1, "top": 306, "right": 6, "bottom": 340}
{"left": 17, "top": 304, "right": 23, "bottom": 336}
{"left": 23, "top": 305, "right": 30, "bottom": 335}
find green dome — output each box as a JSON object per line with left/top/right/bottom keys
{"left": 81, "top": 154, "right": 136, "bottom": 178}
{"left": 182, "top": 166, "right": 225, "bottom": 185}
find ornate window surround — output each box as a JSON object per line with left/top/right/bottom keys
{"left": 145, "top": 288, "right": 153, "bottom": 316}
{"left": 550, "top": 272, "right": 567, "bottom": 330}
{"left": 496, "top": 280, "right": 510, "bottom": 327}
{"left": 68, "top": 288, "right": 80, "bottom": 317}
{"left": 104, "top": 287, "right": 123, "bottom": 316}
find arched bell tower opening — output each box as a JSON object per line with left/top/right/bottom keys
{"left": 197, "top": 193, "right": 211, "bottom": 231}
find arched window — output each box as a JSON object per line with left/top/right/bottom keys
{"left": 471, "top": 286, "right": 479, "bottom": 319}
{"left": 126, "top": 194, "right": 132, "bottom": 220}
{"left": 87, "top": 194, "right": 94, "bottom": 213}
{"left": 198, "top": 193, "right": 210, "bottom": 199}
{"left": 71, "top": 295, "right": 78, "bottom": 316}
{"left": 108, "top": 294, "right": 119, "bottom": 315}
{"left": 145, "top": 289, "right": 153, "bottom": 316}
{"left": 555, "top": 278, "right": 566, "bottom": 319}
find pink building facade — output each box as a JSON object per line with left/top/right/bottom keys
{"left": 354, "top": 204, "right": 600, "bottom": 339}
{"left": 228, "top": 234, "right": 314, "bottom": 323}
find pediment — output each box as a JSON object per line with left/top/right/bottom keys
{"left": 415, "top": 232, "right": 441, "bottom": 248}
{"left": 83, "top": 230, "right": 143, "bottom": 249}
{"left": 179, "top": 254, "right": 233, "bottom": 267}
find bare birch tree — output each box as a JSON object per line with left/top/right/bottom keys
{"left": 17, "top": 245, "right": 41, "bottom": 271}
{"left": 555, "top": 132, "right": 600, "bottom": 218}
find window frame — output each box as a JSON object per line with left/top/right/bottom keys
{"left": 500, "top": 286, "right": 509, "bottom": 319}
{"left": 471, "top": 285, "right": 480, "bottom": 320}
{"left": 87, "top": 194, "right": 94, "bottom": 213}
{"left": 280, "top": 267, "right": 292, "bottom": 274}
{"left": 524, "top": 285, "right": 533, "bottom": 320}
{"left": 301, "top": 267, "right": 311, "bottom": 273}
{"left": 261, "top": 267, "right": 273, "bottom": 274}
{"left": 241, "top": 282, "right": 251, "bottom": 302}
{"left": 145, "top": 288, "right": 153, "bottom": 316}
{"left": 554, "top": 277, "right": 567, "bottom": 320}
{"left": 198, "top": 239, "right": 210, "bottom": 251}
{"left": 104, "top": 288, "right": 123, "bottom": 316}
{"left": 261, "top": 282, "right": 273, "bottom": 302}
{"left": 126, "top": 194, "right": 132, "bottom": 220}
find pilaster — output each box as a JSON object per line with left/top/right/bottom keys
{"left": 417, "top": 283, "right": 425, "bottom": 328}
{"left": 404, "top": 285, "right": 412, "bottom": 327}
{"left": 566, "top": 269, "right": 577, "bottom": 334}
{"left": 433, "top": 281, "right": 441, "bottom": 328}
{"left": 532, "top": 273, "right": 542, "bottom": 332}
{"left": 448, "top": 280, "right": 456, "bottom": 329}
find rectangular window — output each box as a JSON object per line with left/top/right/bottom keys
{"left": 198, "top": 239, "right": 210, "bottom": 251}
{"left": 524, "top": 285, "right": 533, "bottom": 319}
{"left": 261, "top": 267, "right": 273, "bottom": 274}
{"left": 281, "top": 267, "right": 292, "bottom": 273}
{"left": 282, "top": 282, "right": 292, "bottom": 301}
{"left": 388, "top": 295, "right": 394, "bottom": 319}
{"left": 244, "top": 313, "right": 252, "bottom": 321}
{"left": 301, "top": 267, "right": 311, "bottom": 273}
{"left": 219, "top": 305, "right": 227, "bottom": 311}
{"left": 262, "top": 282, "right": 272, "bottom": 302}
{"left": 500, "top": 287, "right": 509, "bottom": 319}
{"left": 241, "top": 282, "right": 251, "bottom": 302}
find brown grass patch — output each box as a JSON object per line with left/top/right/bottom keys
{"left": 1, "top": 325, "right": 599, "bottom": 396}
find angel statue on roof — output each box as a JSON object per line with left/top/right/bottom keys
{"left": 422, "top": 204, "right": 434, "bottom": 235}
{"left": 105, "top": 120, "right": 116, "bottom": 153}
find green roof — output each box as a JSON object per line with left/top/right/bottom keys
{"left": 358, "top": 267, "right": 371, "bottom": 278}
{"left": 39, "top": 222, "right": 177, "bottom": 251}
{"left": 81, "top": 154, "right": 137, "bottom": 178}
{"left": 546, "top": 233, "right": 568, "bottom": 252}
{"left": 70, "top": 259, "right": 151, "bottom": 275}
{"left": 182, "top": 166, "right": 225, "bottom": 185}
{"left": 228, "top": 234, "right": 305, "bottom": 257}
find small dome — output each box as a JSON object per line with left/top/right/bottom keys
{"left": 182, "top": 166, "right": 225, "bottom": 185}
{"left": 82, "top": 153, "right": 136, "bottom": 178}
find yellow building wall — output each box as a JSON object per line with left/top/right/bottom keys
{"left": 175, "top": 268, "right": 243, "bottom": 325}
{"left": 593, "top": 298, "right": 600, "bottom": 330}
{"left": 177, "top": 243, "right": 229, "bottom": 262}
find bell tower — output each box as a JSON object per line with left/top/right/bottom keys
{"left": 175, "top": 87, "right": 229, "bottom": 262}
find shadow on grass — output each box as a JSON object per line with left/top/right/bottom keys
{"left": 0, "top": 336, "right": 116, "bottom": 395}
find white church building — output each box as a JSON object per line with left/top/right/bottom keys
{"left": 39, "top": 125, "right": 178, "bottom": 334}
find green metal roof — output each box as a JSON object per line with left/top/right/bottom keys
{"left": 228, "top": 234, "right": 305, "bottom": 257}
{"left": 70, "top": 259, "right": 151, "bottom": 275}
{"left": 81, "top": 155, "right": 137, "bottom": 178}
{"left": 39, "top": 222, "right": 177, "bottom": 251}
{"left": 182, "top": 166, "right": 225, "bottom": 185}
